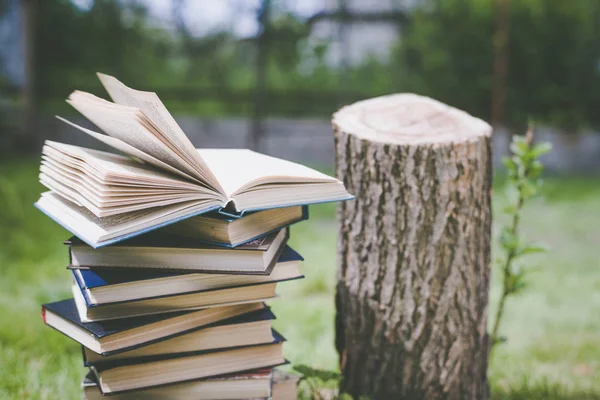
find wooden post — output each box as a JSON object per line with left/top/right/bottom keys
{"left": 333, "top": 94, "right": 492, "bottom": 400}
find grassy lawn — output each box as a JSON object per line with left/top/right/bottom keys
{"left": 0, "top": 158, "right": 599, "bottom": 399}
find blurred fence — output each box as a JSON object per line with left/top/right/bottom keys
{"left": 18, "top": 114, "right": 600, "bottom": 174}
{"left": 2, "top": 0, "right": 600, "bottom": 174}
{"left": 2, "top": 80, "right": 600, "bottom": 173}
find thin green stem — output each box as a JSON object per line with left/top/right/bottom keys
{"left": 490, "top": 129, "right": 552, "bottom": 357}
{"left": 491, "top": 127, "right": 534, "bottom": 349}
{"left": 490, "top": 194, "right": 524, "bottom": 348}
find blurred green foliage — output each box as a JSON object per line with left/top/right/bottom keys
{"left": 26, "top": 0, "right": 348, "bottom": 116}
{"left": 395, "top": 0, "right": 600, "bottom": 131}
{"left": 4, "top": 0, "right": 600, "bottom": 127}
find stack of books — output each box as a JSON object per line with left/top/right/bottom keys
{"left": 36, "top": 74, "right": 351, "bottom": 399}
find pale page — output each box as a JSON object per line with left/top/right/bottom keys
{"left": 199, "top": 149, "right": 338, "bottom": 197}
{"left": 41, "top": 159, "right": 195, "bottom": 196}
{"left": 73, "top": 90, "right": 131, "bottom": 110}
{"left": 40, "top": 174, "right": 208, "bottom": 218}
{"left": 43, "top": 146, "right": 107, "bottom": 184}
{"left": 67, "top": 94, "right": 207, "bottom": 184}
{"left": 41, "top": 166, "right": 203, "bottom": 207}
{"left": 36, "top": 192, "right": 220, "bottom": 246}
{"left": 56, "top": 117, "right": 200, "bottom": 183}
{"left": 42, "top": 142, "right": 220, "bottom": 216}
{"left": 43, "top": 148, "right": 199, "bottom": 191}
{"left": 97, "top": 73, "right": 223, "bottom": 194}
{"left": 44, "top": 141, "right": 200, "bottom": 189}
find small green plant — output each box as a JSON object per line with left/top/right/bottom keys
{"left": 490, "top": 125, "right": 552, "bottom": 348}
{"left": 293, "top": 364, "right": 355, "bottom": 400}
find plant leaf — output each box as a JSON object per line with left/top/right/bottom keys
{"left": 528, "top": 160, "right": 544, "bottom": 178}
{"left": 503, "top": 157, "right": 518, "bottom": 174}
{"left": 530, "top": 142, "right": 552, "bottom": 159}
{"left": 503, "top": 204, "right": 517, "bottom": 214}
{"left": 515, "top": 243, "right": 548, "bottom": 257}
{"left": 494, "top": 336, "right": 508, "bottom": 346}
{"left": 510, "top": 136, "right": 529, "bottom": 157}
{"left": 500, "top": 227, "right": 519, "bottom": 252}
{"left": 293, "top": 364, "right": 342, "bottom": 382}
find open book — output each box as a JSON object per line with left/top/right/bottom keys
{"left": 35, "top": 73, "right": 352, "bottom": 247}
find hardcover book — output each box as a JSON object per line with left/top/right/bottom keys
{"left": 41, "top": 299, "right": 266, "bottom": 355}
{"left": 89, "top": 334, "right": 286, "bottom": 394}
{"left": 66, "top": 228, "right": 289, "bottom": 275}
{"left": 35, "top": 73, "right": 352, "bottom": 248}
{"left": 163, "top": 205, "right": 308, "bottom": 247}
{"left": 71, "top": 278, "right": 280, "bottom": 322}
{"left": 82, "top": 308, "right": 276, "bottom": 367}
{"left": 81, "top": 369, "right": 275, "bottom": 400}
{"left": 72, "top": 246, "right": 303, "bottom": 305}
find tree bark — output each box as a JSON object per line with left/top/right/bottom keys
{"left": 333, "top": 94, "right": 493, "bottom": 400}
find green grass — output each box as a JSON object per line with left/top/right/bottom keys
{"left": 0, "top": 158, "right": 599, "bottom": 399}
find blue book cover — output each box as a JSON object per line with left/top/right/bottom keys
{"left": 36, "top": 194, "right": 352, "bottom": 249}
{"left": 76, "top": 272, "right": 304, "bottom": 308}
{"left": 66, "top": 228, "right": 291, "bottom": 276}
{"left": 73, "top": 246, "right": 304, "bottom": 290}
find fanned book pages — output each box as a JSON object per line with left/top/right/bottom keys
{"left": 35, "top": 73, "right": 352, "bottom": 248}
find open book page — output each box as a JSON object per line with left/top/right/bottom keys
{"left": 44, "top": 141, "right": 202, "bottom": 190}
{"left": 97, "top": 73, "right": 224, "bottom": 194}
{"left": 40, "top": 158, "right": 206, "bottom": 203}
{"left": 67, "top": 93, "right": 212, "bottom": 185}
{"left": 72, "top": 90, "right": 133, "bottom": 110}
{"left": 40, "top": 171, "right": 210, "bottom": 217}
{"left": 56, "top": 116, "right": 201, "bottom": 183}
{"left": 40, "top": 191, "right": 160, "bottom": 234}
{"left": 198, "top": 149, "right": 339, "bottom": 198}
{"left": 41, "top": 158, "right": 197, "bottom": 196}
{"left": 41, "top": 141, "right": 222, "bottom": 217}
{"left": 36, "top": 192, "right": 221, "bottom": 247}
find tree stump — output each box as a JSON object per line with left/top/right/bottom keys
{"left": 333, "top": 94, "right": 492, "bottom": 400}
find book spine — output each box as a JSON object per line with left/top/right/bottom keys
{"left": 81, "top": 345, "right": 90, "bottom": 367}
{"left": 71, "top": 269, "right": 86, "bottom": 290}
{"left": 301, "top": 204, "right": 309, "bottom": 221}
{"left": 262, "top": 229, "right": 290, "bottom": 275}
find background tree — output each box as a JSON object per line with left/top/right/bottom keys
{"left": 393, "top": 0, "right": 600, "bottom": 132}
{"left": 3, "top": 0, "right": 600, "bottom": 134}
